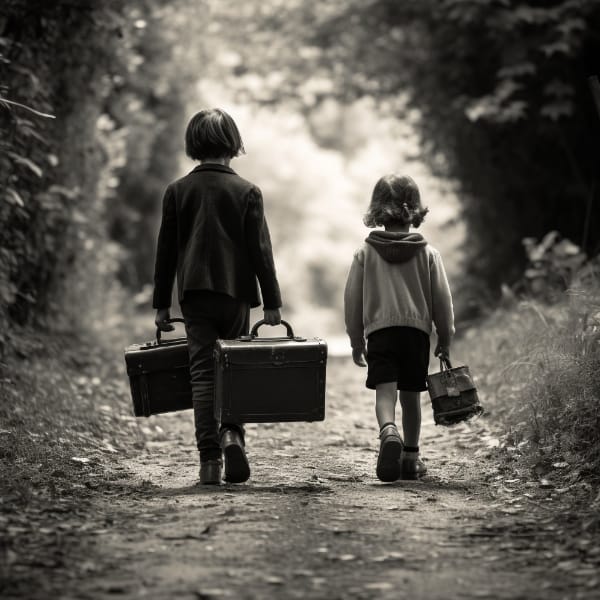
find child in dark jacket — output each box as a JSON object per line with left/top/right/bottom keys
{"left": 153, "top": 108, "right": 282, "bottom": 485}
{"left": 344, "top": 175, "right": 454, "bottom": 482}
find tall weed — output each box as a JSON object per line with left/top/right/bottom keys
{"left": 458, "top": 279, "right": 600, "bottom": 482}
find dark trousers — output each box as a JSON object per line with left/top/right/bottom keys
{"left": 180, "top": 291, "right": 250, "bottom": 462}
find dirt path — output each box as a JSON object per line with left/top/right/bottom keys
{"left": 48, "top": 356, "right": 594, "bottom": 600}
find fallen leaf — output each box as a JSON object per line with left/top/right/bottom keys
{"left": 365, "top": 582, "right": 394, "bottom": 591}
{"left": 371, "top": 552, "right": 405, "bottom": 562}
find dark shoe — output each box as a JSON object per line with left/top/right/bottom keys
{"left": 199, "top": 459, "right": 222, "bottom": 485}
{"left": 376, "top": 424, "right": 403, "bottom": 482}
{"left": 400, "top": 451, "right": 427, "bottom": 480}
{"left": 220, "top": 429, "right": 250, "bottom": 483}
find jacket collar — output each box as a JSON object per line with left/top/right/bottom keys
{"left": 191, "top": 163, "right": 236, "bottom": 175}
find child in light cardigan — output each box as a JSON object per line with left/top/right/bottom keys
{"left": 344, "top": 174, "right": 454, "bottom": 481}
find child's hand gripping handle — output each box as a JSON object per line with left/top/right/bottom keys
{"left": 434, "top": 342, "right": 450, "bottom": 362}
{"left": 263, "top": 308, "right": 282, "bottom": 326}
{"left": 155, "top": 317, "right": 185, "bottom": 344}
{"left": 155, "top": 308, "right": 175, "bottom": 333}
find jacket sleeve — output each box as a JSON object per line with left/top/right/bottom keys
{"left": 245, "top": 186, "right": 282, "bottom": 310}
{"left": 344, "top": 250, "right": 365, "bottom": 350}
{"left": 430, "top": 250, "right": 455, "bottom": 345}
{"left": 152, "top": 185, "right": 178, "bottom": 309}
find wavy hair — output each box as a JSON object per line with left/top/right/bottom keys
{"left": 363, "top": 175, "right": 429, "bottom": 228}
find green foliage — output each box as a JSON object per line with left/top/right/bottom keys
{"left": 210, "top": 0, "right": 600, "bottom": 293}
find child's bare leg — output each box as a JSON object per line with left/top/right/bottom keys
{"left": 375, "top": 382, "right": 398, "bottom": 428}
{"left": 399, "top": 390, "right": 421, "bottom": 447}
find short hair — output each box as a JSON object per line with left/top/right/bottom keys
{"left": 363, "top": 174, "right": 429, "bottom": 228}
{"left": 185, "top": 108, "right": 245, "bottom": 160}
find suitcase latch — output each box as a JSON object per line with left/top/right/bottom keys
{"left": 271, "top": 349, "right": 285, "bottom": 365}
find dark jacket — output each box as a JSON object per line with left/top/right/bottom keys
{"left": 152, "top": 163, "right": 282, "bottom": 310}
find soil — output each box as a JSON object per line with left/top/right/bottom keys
{"left": 2, "top": 332, "right": 599, "bottom": 600}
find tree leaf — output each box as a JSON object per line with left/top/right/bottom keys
{"left": 7, "top": 151, "right": 43, "bottom": 177}
{"left": 0, "top": 281, "right": 17, "bottom": 304}
{"left": 541, "top": 40, "right": 572, "bottom": 57}
{"left": 544, "top": 80, "right": 574, "bottom": 98}
{"left": 541, "top": 101, "right": 574, "bottom": 120}
{"left": 5, "top": 187, "right": 25, "bottom": 207}
{"left": 497, "top": 63, "right": 536, "bottom": 79}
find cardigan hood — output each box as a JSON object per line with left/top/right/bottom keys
{"left": 365, "top": 231, "right": 428, "bottom": 263}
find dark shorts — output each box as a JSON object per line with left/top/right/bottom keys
{"left": 366, "top": 326, "right": 430, "bottom": 391}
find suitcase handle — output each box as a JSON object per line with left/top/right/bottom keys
{"left": 156, "top": 317, "right": 186, "bottom": 344}
{"left": 249, "top": 319, "right": 295, "bottom": 339}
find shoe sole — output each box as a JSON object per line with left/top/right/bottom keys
{"left": 399, "top": 471, "right": 422, "bottom": 481}
{"left": 199, "top": 477, "right": 221, "bottom": 485}
{"left": 223, "top": 444, "right": 250, "bottom": 483}
{"left": 376, "top": 438, "right": 403, "bottom": 482}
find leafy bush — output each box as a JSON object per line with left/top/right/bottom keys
{"left": 0, "top": 1, "right": 190, "bottom": 356}
{"left": 514, "top": 283, "right": 600, "bottom": 480}
{"left": 520, "top": 230, "right": 587, "bottom": 301}
{"left": 460, "top": 275, "right": 600, "bottom": 483}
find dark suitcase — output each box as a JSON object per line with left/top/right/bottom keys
{"left": 214, "top": 320, "right": 327, "bottom": 423}
{"left": 124, "top": 318, "right": 193, "bottom": 417}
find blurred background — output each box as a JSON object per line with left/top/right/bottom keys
{"left": 1, "top": 0, "right": 599, "bottom": 353}
{"left": 175, "top": 84, "right": 464, "bottom": 349}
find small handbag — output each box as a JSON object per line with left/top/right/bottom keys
{"left": 426, "top": 358, "right": 483, "bottom": 426}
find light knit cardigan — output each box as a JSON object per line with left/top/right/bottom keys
{"left": 344, "top": 242, "right": 455, "bottom": 350}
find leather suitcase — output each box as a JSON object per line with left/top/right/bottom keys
{"left": 214, "top": 320, "right": 327, "bottom": 423}
{"left": 124, "top": 318, "right": 193, "bottom": 417}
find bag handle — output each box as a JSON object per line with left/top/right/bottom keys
{"left": 156, "top": 317, "right": 185, "bottom": 344}
{"left": 439, "top": 357, "right": 454, "bottom": 371}
{"left": 250, "top": 319, "right": 295, "bottom": 339}
{"left": 439, "top": 356, "right": 460, "bottom": 397}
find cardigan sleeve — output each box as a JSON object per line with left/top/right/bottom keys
{"left": 344, "top": 249, "right": 365, "bottom": 350}
{"left": 430, "top": 250, "right": 455, "bottom": 345}
{"left": 245, "top": 186, "right": 282, "bottom": 310}
{"left": 152, "top": 185, "right": 178, "bottom": 309}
